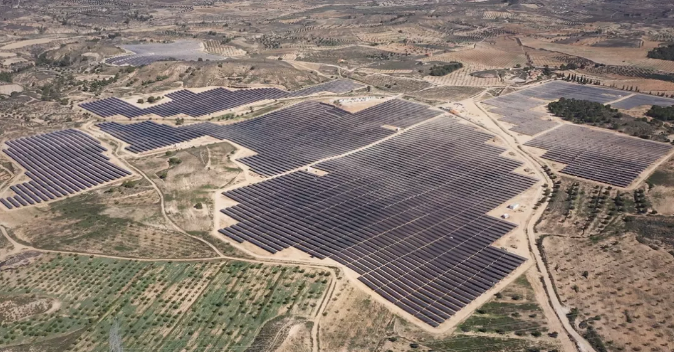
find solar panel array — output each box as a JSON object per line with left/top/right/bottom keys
{"left": 97, "top": 99, "right": 441, "bottom": 175}
{"left": 97, "top": 121, "right": 222, "bottom": 153}
{"left": 287, "top": 79, "right": 364, "bottom": 97}
{"left": 0, "top": 130, "right": 132, "bottom": 209}
{"left": 525, "top": 125, "right": 672, "bottom": 187}
{"left": 80, "top": 87, "right": 288, "bottom": 119}
{"left": 218, "top": 118, "right": 534, "bottom": 327}
{"left": 517, "top": 81, "right": 630, "bottom": 103}
{"left": 104, "top": 41, "right": 226, "bottom": 66}
{"left": 80, "top": 80, "right": 364, "bottom": 119}
{"left": 611, "top": 94, "right": 674, "bottom": 110}
{"left": 211, "top": 99, "right": 441, "bottom": 175}
{"left": 483, "top": 92, "right": 559, "bottom": 136}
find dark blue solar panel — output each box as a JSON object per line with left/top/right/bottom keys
{"left": 97, "top": 99, "right": 441, "bottom": 176}
{"left": 80, "top": 80, "right": 364, "bottom": 119}
{"left": 0, "top": 129, "right": 132, "bottom": 209}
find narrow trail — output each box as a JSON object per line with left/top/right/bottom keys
{"left": 104, "top": 136, "right": 227, "bottom": 258}
{"left": 470, "top": 92, "right": 596, "bottom": 352}
{"left": 0, "top": 91, "right": 593, "bottom": 352}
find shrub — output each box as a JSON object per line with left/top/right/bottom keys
{"left": 428, "top": 62, "right": 463, "bottom": 76}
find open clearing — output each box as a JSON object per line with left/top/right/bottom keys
{"left": 0, "top": 179, "right": 217, "bottom": 259}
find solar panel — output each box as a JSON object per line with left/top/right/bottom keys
{"left": 611, "top": 94, "right": 674, "bottom": 110}
{"left": 219, "top": 117, "right": 535, "bottom": 327}
{"left": 80, "top": 80, "right": 365, "bottom": 119}
{"left": 104, "top": 40, "right": 227, "bottom": 67}
{"left": 0, "top": 129, "right": 132, "bottom": 209}
{"left": 524, "top": 125, "right": 672, "bottom": 187}
{"left": 97, "top": 99, "right": 441, "bottom": 176}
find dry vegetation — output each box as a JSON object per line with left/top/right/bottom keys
{"left": 543, "top": 234, "right": 674, "bottom": 352}
{"left": 0, "top": 179, "right": 216, "bottom": 259}
{"left": 131, "top": 142, "right": 248, "bottom": 257}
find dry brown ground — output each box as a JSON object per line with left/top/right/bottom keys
{"left": 275, "top": 321, "right": 312, "bottom": 352}
{"left": 0, "top": 179, "right": 216, "bottom": 259}
{"left": 520, "top": 38, "right": 674, "bottom": 73}
{"left": 131, "top": 142, "right": 250, "bottom": 257}
{"left": 425, "top": 38, "right": 526, "bottom": 69}
{"left": 645, "top": 155, "right": 674, "bottom": 215}
{"left": 319, "top": 281, "right": 395, "bottom": 352}
{"left": 543, "top": 234, "right": 674, "bottom": 352}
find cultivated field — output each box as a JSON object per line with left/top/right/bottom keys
{"left": 542, "top": 234, "right": 674, "bottom": 352}
{"left": 0, "top": 254, "right": 330, "bottom": 352}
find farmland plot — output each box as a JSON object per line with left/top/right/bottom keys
{"left": 203, "top": 40, "right": 247, "bottom": 57}
{"left": 542, "top": 235, "right": 674, "bottom": 352}
{"left": 425, "top": 39, "right": 526, "bottom": 69}
{"left": 0, "top": 255, "right": 329, "bottom": 352}
{"left": 424, "top": 65, "right": 505, "bottom": 87}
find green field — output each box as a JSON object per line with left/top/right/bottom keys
{"left": 0, "top": 254, "right": 329, "bottom": 352}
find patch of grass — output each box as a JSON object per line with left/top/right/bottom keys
{"left": 51, "top": 194, "right": 133, "bottom": 242}
{"left": 625, "top": 215, "right": 674, "bottom": 249}
{"left": 187, "top": 231, "right": 252, "bottom": 259}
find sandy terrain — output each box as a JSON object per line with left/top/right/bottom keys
{"left": 543, "top": 234, "right": 674, "bottom": 352}
{"left": 521, "top": 38, "right": 674, "bottom": 73}
{"left": 0, "top": 84, "right": 23, "bottom": 95}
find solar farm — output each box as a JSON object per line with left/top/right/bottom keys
{"left": 104, "top": 40, "right": 227, "bottom": 66}
{"left": 482, "top": 81, "right": 674, "bottom": 187}
{"left": 516, "top": 81, "right": 631, "bottom": 103}
{"left": 79, "top": 79, "right": 364, "bottom": 119}
{"left": 219, "top": 118, "right": 537, "bottom": 327}
{"left": 483, "top": 92, "right": 559, "bottom": 136}
{"left": 525, "top": 125, "right": 672, "bottom": 187}
{"left": 211, "top": 99, "right": 442, "bottom": 175}
{"left": 611, "top": 94, "right": 674, "bottom": 109}
{"left": 483, "top": 81, "right": 634, "bottom": 137}
{"left": 0, "top": 130, "right": 131, "bottom": 209}
{"left": 97, "top": 98, "right": 441, "bottom": 175}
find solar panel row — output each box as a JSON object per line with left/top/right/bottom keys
{"left": 212, "top": 99, "right": 442, "bottom": 176}
{"left": 97, "top": 121, "right": 220, "bottom": 153}
{"left": 0, "top": 129, "right": 132, "bottom": 209}
{"left": 517, "top": 81, "right": 630, "bottom": 103}
{"left": 524, "top": 125, "right": 672, "bottom": 187}
{"left": 80, "top": 80, "right": 364, "bottom": 119}
{"left": 482, "top": 92, "right": 558, "bottom": 136}
{"left": 219, "top": 117, "right": 535, "bottom": 327}
{"left": 611, "top": 94, "right": 674, "bottom": 110}
{"left": 104, "top": 41, "right": 227, "bottom": 66}
{"left": 97, "top": 99, "right": 442, "bottom": 176}
{"left": 80, "top": 87, "right": 287, "bottom": 119}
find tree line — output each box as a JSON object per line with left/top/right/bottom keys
{"left": 429, "top": 62, "right": 463, "bottom": 76}
{"left": 547, "top": 98, "right": 621, "bottom": 124}
{"left": 647, "top": 44, "right": 674, "bottom": 61}
{"left": 646, "top": 105, "right": 674, "bottom": 121}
